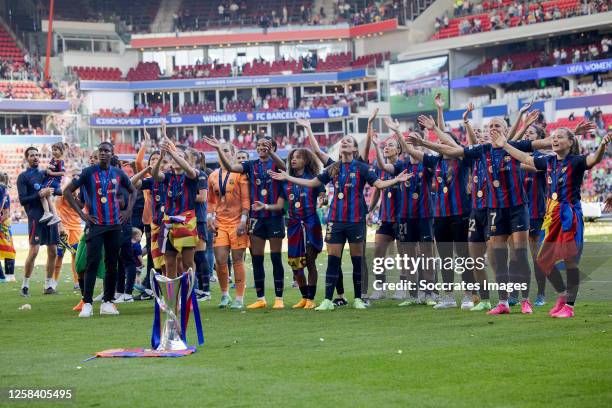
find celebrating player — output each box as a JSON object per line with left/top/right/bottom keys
{"left": 64, "top": 142, "right": 136, "bottom": 317}
{"left": 493, "top": 126, "right": 611, "bottom": 317}
{"left": 207, "top": 143, "right": 250, "bottom": 309}
{"left": 270, "top": 134, "right": 410, "bottom": 310}
{"left": 152, "top": 139, "right": 200, "bottom": 279}
{"left": 39, "top": 142, "right": 65, "bottom": 226}
{"left": 205, "top": 135, "right": 287, "bottom": 309}
{"left": 17, "top": 147, "right": 61, "bottom": 296}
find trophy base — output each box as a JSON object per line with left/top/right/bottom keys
{"left": 156, "top": 338, "right": 189, "bottom": 351}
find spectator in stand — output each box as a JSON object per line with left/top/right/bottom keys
{"left": 560, "top": 48, "right": 567, "bottom": 64}
{"left": 573, "top": 48, "right": 581, "bottom": 63}
{"left": 491, "top": 57, "right": 499, "bottom": 73}
{"left": 584, "top": 107, "right": 591, "bottom": 121}
{"left": 553, "top": 48, "right": 561, "bottom": 65}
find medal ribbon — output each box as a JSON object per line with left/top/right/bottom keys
{"left": 218, "top": 169, "right": 231, "bottom": 199}
{"left": 551, "top": 156, "right": 569, "bottom": 199}
{"left": 337, "top": 161, "right": 356, "bottom": 197}
{"left": 98, "top": 166, "right": 111, "bottom": 198}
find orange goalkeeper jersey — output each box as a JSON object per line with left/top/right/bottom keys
{"left": 207, "top": 169, "right": 250, "bottom": 225}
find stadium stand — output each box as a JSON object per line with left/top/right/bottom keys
{"left": 431, "top": 0, "right": 610, "bottom": 40}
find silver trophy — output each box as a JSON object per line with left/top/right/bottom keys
{"left": 150, "top": 268, "right": 196, "bottom": 351}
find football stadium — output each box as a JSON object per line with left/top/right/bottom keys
{"left": 0, "top": 0, "right": 611, "bottom": 406}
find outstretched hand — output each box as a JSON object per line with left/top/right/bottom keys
{"left": 574, "top": 120, "right": 596, "bottom": 135}
{"left": 434, "top": 93, "right": 445, "bottom": 108}
{"left": 203, "top": 136, "right": 221, "bottom": 149}
{"left": 394, "top": 169, "right": 412, "bottom": 183}
{"left": 519, "top": 101, "right": 533, "bottom": 115}
{"left": 524, "top": 109, "right": 540, "bottom": 127}
{"left": 268, "top": 169, "right": 288, "bottom": 180}
{"left": 406, "top": 133, "right": 424, "bottom": 146}
{"left": 296, "top": 118, "right": 311, "bottom": 129}
{"left": 384, "top": 117, "right": 399, "bottom": 133}
{"left": 463, "top": 102, "right": 474, "bottom": 122}
{"left": 252, "top": 201, "right": 266, "bottom": 211}
{"left": 368, "top": 107, "right": 379, "bottom": 124}
{"left": 417, "top": 115, "right": 436, "bottom": 130}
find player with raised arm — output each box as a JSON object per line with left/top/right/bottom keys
{"left": 492, "top": 126, "right": 611, "bottom": 318}
{"left": 270, "top": 134, "right": 410, "bottom": 310}
{"left": 205, "top": 134, "right": 287, "bottom": 309}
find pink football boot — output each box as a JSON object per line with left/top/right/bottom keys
{"left": 551, "top": 304, "right": 574, "bottom": 318}
{"left": 548, "top": 295, "right": 567, "bottom": 316}
{"left": 521, "top": 299, "right": 533, "bottom": 314}
{"left": 487, "top": 303, "right": 511, "bottom": 315}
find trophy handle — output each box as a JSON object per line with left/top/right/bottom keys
{"left": 149, "top": 269, "right": 159, "bottom": 300}
{"left": 185, "top": 267, "right": 196, "bottom": 298}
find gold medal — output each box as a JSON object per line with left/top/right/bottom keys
{"left": 418, "top": 172, "right": 423, "bottom": 177}
{"left": 261, "top": 189, "right": 268, "bottom": 196}
{"left": 294, "top": 202, "right": 301, "bottom": 208}
{"left": 443, "top": 186, "right": 449, "bottom": 194}
{"left": 387, "top": 191, "right": 392, "bottom": 198}
{"left": 437, "top": 176, "right": 443, "bottom": 183}
{"left": 256, "top": 179, "right": 261, "bottom": 185}
{"left": 155, "top": 195, "right": 160, "bottom": 201}
{"left": 289, "top": 193, "right": 295, "bottom": 200}
{"left": 488, "top": 166, "right": 493, "bottom": 173}
{"left": 552, "top": 192, "right": 558, "bottom": 200}
{"left": 412, "top": 192, "right": 419, "bottom": 199}
{"left": 100, "top": 197, "right": 107, "bottom": 204}
{"left": 504, "top": 156, "right": 511, "bottom": 162}
{"left": 350, "top": 173, "right": 355, "bottom": 177}
{"left": 473, "top": 176, "right": 478, "bottom": 183}
{"left": 160, "top": 206, "right": 165, "bottom": 213}
{"left": 337, "top": 192, "right": 345, "bottom": 200}
{"left": 477, "top": 190, "right": 483, "bottom": 198}
{"left": 97, "top": 188, "right": 102, "bottom": 195}
{"left": 562, "top": 167, "right": 567, "bottom": 173}
{"left": 493, "top": 180, "right": 500, "bottom": 188}
{"left": 168, "top": 190, "right": 172, "bottom": 197}
{"left": 547, "top": 176, "right": 552, "bottom": 184}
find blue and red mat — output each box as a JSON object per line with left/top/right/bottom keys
{"left": 85, "top": 347, "right": 197, "bottom": 361}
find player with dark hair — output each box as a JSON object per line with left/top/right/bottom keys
{"left": 494, "top": 126, "right": 611, "bottom": 318}
{"left": 270, "top": 134, "right": 410, "bottom": 310}
{"left": 63, "top": 141, "right": 137, "bottom": 317}
{"left": 17, "top": 146, "right": 62, "bottom": 296}
{"left": 205, "top": 134, "right": 288, "bottom": 309}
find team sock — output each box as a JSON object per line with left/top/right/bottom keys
{"left": 566, "top": 267, "right": 580, "bottom": 306}
{"left": 351, "top": 256, "right": 362, "bottom": 299}
{"left": 195, "top": 250, "right": 210, "bottom": 293}
{"left": 491, "top": 246, "right": 509, "bottom": 301}
{"left": 271, "top": 252, "right": 284, "bottom": 298}
{"left": 233, "top": 261, "right": 246, "bottom": 297}
{"left": 251, "top": 255, "right": 265, "bottom": 298}
{"left": 335, "top": 267, "right": 344, "bottom": 296}
{"left": 324, "top": 255, "right": 341, "bottom": 300}
{"left": 307, "top": 284, "right": 317, "bottom": 300}
{"left": 5, "top": 258, "right": 14, "bottom": 275}
{"left": 22, "top": 277, "right": 30, "bottom": 288}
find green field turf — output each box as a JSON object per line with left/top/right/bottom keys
{"left": 1, "top": 225, "right": 611, "bottom": 407}
{"left": 390, "top": 87, "right": 449, "bottom": 116}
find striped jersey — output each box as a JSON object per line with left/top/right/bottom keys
{"left": 140, "top": 177, "right": 167, "bottom": 225}
{"left": 463, "top": 140, "right": 533, "bottom": 209}
{"left": 523, "top": 151, "right": 547, "bottom": 219}
{"left": 281, "top": 172, "right": 325, "bottom": 219}
{"left": 533, "top": 154, "right": 587, "bottom": 205}
{"left": 161, "top": 171, "right": 200, "bottom": 216}
{"left": 464, "top": 151, "right": 488, "bottom": 210}
{"left": 317, "top": 160, "right": 378, "bottom": 223}
{"left": 422, "top": 154, "right": 470, "bottom": 217}
{"left": 72, "top": 165, "right": 132, "bottom": 226}
{"left": 393, "top": 160, "right": 433, "bottom": 219}
{"left": 376, "top": 166, "right": 400, "bottom": 222}
{"left": 194, "top": 169, "right": 208, "bottom": 222}
{"left": 241, "top": 158, "right": 283, "bottom": 218}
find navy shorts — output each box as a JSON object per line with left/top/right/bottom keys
{"left": 28, "top": 218, "right": 60, "bottom": 246}
{"left": 397, "top": 218, "right": 434, "bottom": 242}
{"left": 325, "top": 221, "right": 366, "bottom": 244}
{"left": 468, "top": 208, "right": 489, "bottom": 243}
{"left": 249, "top": 215, "right": 285, "bottom": 239}
{"left": 529, "top": 218, "right": 544, "bottom": 238}
{"left": 197, "top": 222, "right": 207, "bottom": 240}
{"left": 488, "top": 205, "right": 529, "bottom": 236}
{"left": 376, "top": 221, "right": 397, "bottom": 238}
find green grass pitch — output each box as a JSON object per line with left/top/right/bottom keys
{"left": 1, "top": 225, "right": 611, "bottom": 407}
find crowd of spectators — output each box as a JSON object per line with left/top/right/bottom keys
{"left": 434, "top": 0, "right": 611, "bottom": 39}
{"left": 333, "top": 0, "right": 403, "bottom": 25}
